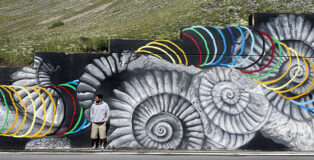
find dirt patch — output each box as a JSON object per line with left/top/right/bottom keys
{"left": 63, "top": 2, "right": 115, "bottom": 23}
{"left": 38, "top": 15, "right": 63, "bottom": 25}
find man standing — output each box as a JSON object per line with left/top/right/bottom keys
{"left": 90, "top": 94, "right": 110, "bottom": 149}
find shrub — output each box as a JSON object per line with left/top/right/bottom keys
{"left": 48, "top": 21, "right": 64, "bottom": 29}
{"left": 78, "top": 36, "right": 109, "bottom": 52}
{"left": 94, "top": 37, "right": 108, "bottom": 52}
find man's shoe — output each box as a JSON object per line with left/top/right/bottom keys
{"left": 91, "top": 146, "right": 97, "bottom": 150}
{"left": 100, "top": 146, "right": 104, "bottom": 150}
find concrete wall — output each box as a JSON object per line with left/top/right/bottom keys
{"left": 0, "top": 13, "right": 313, "bottom": 151}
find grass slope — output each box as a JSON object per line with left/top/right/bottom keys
{"left": 0, "top": 0, "right": 313, "bottom": 65}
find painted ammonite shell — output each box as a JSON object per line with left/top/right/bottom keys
{"left": 107, "top": 70, "right": 205, "bottom": 149}
{"left": 261, "top": 43, "right": 314, "bottom": 121}
{"left": 238, "top": 14, "right": 314, "bottom": 121}
{"left": 10, "top": 56, "right": 64, "bottom": 126}
{"left": 245, "top": 14, "right": 314, "bottom": 150}
{"left": 199, "top": 66, "right": 272, "bottom": 134}
{"left": 77, "top": 51, "right": 137, "bottom": 109}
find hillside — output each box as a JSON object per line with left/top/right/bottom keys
{"left": 0, "top": 0, "right": 313, "bottom": 65}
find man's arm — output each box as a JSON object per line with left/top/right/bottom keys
{"left": 104, "top": 103, "right": 110, "bottom": 122}
{"left": 89, "top": 105, "right": 94, "bottom": 122}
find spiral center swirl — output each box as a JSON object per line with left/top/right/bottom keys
{"left": 291, "top": 65, "right": 304, "bottom": 77}
{"left": 151, "top": 122, "right": 172, "bottom": 141}
{"left": 214, "top": 82, "right": 240, "bottom": 105}
{"left": 144, "top": 112, "right": 183, "bottom": 144}
{"left": 287, "top": 60, "right": 306, "bottom": 83}
{"left": 224, "top": 89, "right": 234, "bottom": 98}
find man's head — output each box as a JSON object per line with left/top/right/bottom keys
{"left": 95, "top": 94, "right": 103, "bottom": 104}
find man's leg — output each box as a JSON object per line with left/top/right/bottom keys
{"left": 100, "top": 139, "right": 105, "bottom": 148}
{"left": 99, "top": 122, "right": 107, "bottom": 148}
{"left": 91, "top": 123, "right": 99, "bottom": 148}
{"left": 92, "top": 140, "right": 97, "bottom": 148}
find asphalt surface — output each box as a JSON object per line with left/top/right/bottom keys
{"left": 1, "top": 151, "right": 314, "bottom": 160}
{"left": 0, "top": 154, "right": 314, "bottom": 160}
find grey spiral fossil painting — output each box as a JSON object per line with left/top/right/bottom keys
{"left": 0, "top": 13, "right": 313, "bottom": 151}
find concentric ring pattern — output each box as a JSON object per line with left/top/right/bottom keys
{"left": 107, "top": 70, "right": 205, "bottom": 149}
{"left": 199, "top": 66, "right": 272, "bottom": 149}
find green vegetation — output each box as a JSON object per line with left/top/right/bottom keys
{"left": 48, "top": 21, "right": 64, "bottom": 29}
{"left": 0, "top": 0, "right": 313, "bottom": 66}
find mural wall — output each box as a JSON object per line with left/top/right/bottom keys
{"left": 0, "top": 13, "right": 313, "bottom": 150}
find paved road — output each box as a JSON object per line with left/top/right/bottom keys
{"left": 0, "top": 153, "right": 314, "bottom": 160}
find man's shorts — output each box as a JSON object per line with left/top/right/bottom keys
{"left": 91, "top": 122, "right": 106, "bottom": 140}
